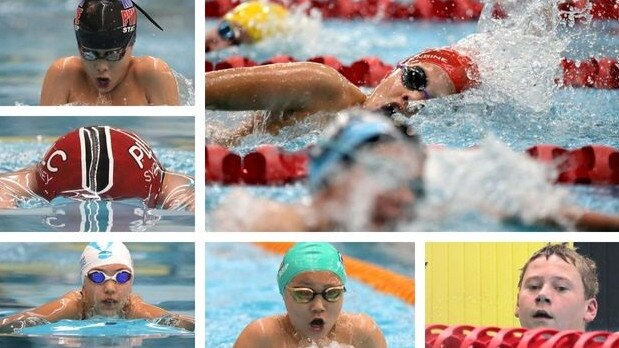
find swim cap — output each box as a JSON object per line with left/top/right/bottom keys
{"left": 75, "top": 0, "right": 137, "bottom": 49}
{"left": 309, "top": 112, "right": 421, "bottom": 191}
{"left": 223, "top": 1, "right": 288, "bottom": 42}
{"left": 35, "top": 126, "right": 165, "bottom": 208}
{"left": 80, "top": 242, "right": 133, "bottom": 282}
{"left": 277, "top": 243, "right": 347, "bottom": 295}
{"left": 406, "top": 48, "right": 480, "bottom": 93}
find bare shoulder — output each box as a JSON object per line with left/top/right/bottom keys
{"left": 46, "top": 57, "right": 83, "bottom": 77}
{"left": 133, "top": 56, "right": 173, "bottom": 77}
{"left": 234, "top": 316, "right": 283, "bottom": 348}
{"left": 340, "top": 313, "right": 387, "bottom": 348}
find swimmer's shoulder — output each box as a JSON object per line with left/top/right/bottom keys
{"left": 132, "top": 56, "right": 174, "bottom": 78}
{"left": 234, "top": 315, "right": 286, "bottom": 348}
{"left": 339, "top": 313, "right": 387, "bottom": 348}
{"left": 46, "top": 56, "right": 84, "bottom": 78}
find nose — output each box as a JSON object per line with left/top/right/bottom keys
{"left": 535, "top": 286, "right": 551, "bottom": 304}
{"left": 103, "top": 280, "right": 117, "bottom": 294}
{"left": 94, "top": 60, "right": 110, "bottom": 73}
{"left": 308, "top": 296, "right": 326, "bottom": 313}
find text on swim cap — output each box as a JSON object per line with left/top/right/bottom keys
{"left": 121, "top": 8, "right": 137, "bottom": 28}
{"left": 129, "top": 140, "right": 154, "bottom": 170}
{"left": 46, "top": 150, "right": 68, "bottom": 173}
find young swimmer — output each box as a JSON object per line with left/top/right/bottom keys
{"left": 206, "top": 0, "right": 289, "bottom": 52}
{"left": 234, "top": 242, "right": 387, "bottom": 348}
{"left": 40, "top": 0, "right": 179, "bottom": 106}
{"left": 0, "top": 242, "right": 195, "bottom": 333}
{"left": 213, "top": 111, "right": 619, "bottom": 231}
{"left": 515, "top": 243, "right": 598, "bottom": 331}
{"left": 0, "top": 126, "right": 194, "bottom": 211}
{"left": 206, "top": 47, "right": 477, "bottom": 144}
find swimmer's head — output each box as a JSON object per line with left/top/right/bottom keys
{"left": 223, "top": 1, "right": 288, "bottom": 43}
{"left": 75, "top": 0, "right": 137, "bottom": 51}
{"left": 80, "top": 242, "right": 133, "bottom": 283}
{"left": 277, "top": 243, "right": 346, "bottom": 295}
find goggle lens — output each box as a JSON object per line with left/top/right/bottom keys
{"left": 217, "top": 21, "right": 240, "bottom": 44}
{"left": 288, "top": 286, "right": 346, "bottom": 303}
{"left": 79, "top": 46, "right": 127, "bottom": 62}
{"left": 399, "top": 64, "right": 427, "bottom": 92}
{"left": 87, "top": 270, "right": 132, "bottom": 284}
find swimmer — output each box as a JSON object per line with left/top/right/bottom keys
{"left": 206, "top": 0, "right": 289, "bottom": 52}
{"left": 515, "top": 243, "right": 598, "bottom": 331}
{"left": 0, "top": 126, "right": 194, "bottom": 212}
{"left": 40, "top": 0, "right": 179, "bottom": 105}
{"left": 214, "top": 111, "right": 619, "bottom": 231}
{"left": 234, "top": 242, "right": 387, "bottom": 347}
{"left": 206, "top": 47, "right": 478, "bottom": 144}
{"left": 0, "top": 242, "right": 195, "bottom": 333}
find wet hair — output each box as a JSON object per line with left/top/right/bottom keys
{"left": 517, "top": 243, "right": 599, "bottom": 299}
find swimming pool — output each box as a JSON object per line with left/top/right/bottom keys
{"left": 0, "top": 117, "right": 195, "bottom": 232}
{"left": 206, "top": 7, "right": 619, "bottom": 231}
{"left": 0, "top": 242, "right": 195, "bottom": 347}
{"left": 0, "top": 0, "right": 195, "bottom": 105}
{"left": 205, "top": 243, "right": 415, "bottom": 347}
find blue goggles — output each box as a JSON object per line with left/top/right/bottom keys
{"left": 217, "top": 20, "right": 241, "bottom": 44}
{"left": 87, "top": 270, "right": 132, "bottom": 284}
{"left": 79, "top": 45, "right": 128, "bottom": 62}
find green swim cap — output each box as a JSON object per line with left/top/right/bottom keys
{"left": 277, "top": 243, "right": 347, "bottom": 295}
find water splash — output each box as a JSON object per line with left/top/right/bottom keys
{"left": 173, "top": 70, "right": 195, "bottom": 106}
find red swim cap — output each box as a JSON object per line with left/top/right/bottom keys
{"left": 35, "top": 126, "right": 165, "bottom": 207}
{"left": 406, "top": 48, "right": 479, "bottom": 93}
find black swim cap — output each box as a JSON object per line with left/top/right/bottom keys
{"left": 74, "top": 0, "right": 137, "bottom": 50}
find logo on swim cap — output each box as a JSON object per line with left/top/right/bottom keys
{"left": 75, "top": 0, "right": 137, "bottom": 50}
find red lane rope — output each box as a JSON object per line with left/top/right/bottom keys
{"left": 205, "top": 144, "right": 619, "bottom": 185}
{"left": 425, "top": 324, "right": 618, "bottom": 348}
{"left": 205, "top": 55, "right": 619, "bottom": 89}
{"left": 206, "top": 0, "right": 619, "bottom": 20}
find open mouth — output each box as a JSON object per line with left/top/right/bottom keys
{"left": 101, "top": 299, "right": 118, "bottom": 306}
{"left": 309, "top": 318, "right": 325, "bottom": 332}
{"left": 96, "top": 77, "right": 110, "bottom": 89}
{"left": 532, "top": 310, "right": 553, "bottom": 319}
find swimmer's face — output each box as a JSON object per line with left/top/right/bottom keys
{"left": 206, "top": 21, "right": 249, "bottom": 52}
{"left": 82, "top": 263, "right": 133, "bottom": 318}
{"left": 515, "top": 255, "right": 597, "bottom": 331}
{"left": 283, "top": 271, "right": 344, "bottom": 341}
{"left": 364, "top": 61, "right": 455, "bottom": 116}
{"left": 81, "top": 45, "right": 133, "bottom": 93}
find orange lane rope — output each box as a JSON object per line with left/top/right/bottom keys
{"left": 254, "top": 242, "right": 415, "bottom": 305}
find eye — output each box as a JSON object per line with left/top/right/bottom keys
{"left": 556, "top": 286, "right": 569, "bottom": 292}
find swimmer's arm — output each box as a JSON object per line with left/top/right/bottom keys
{"left": 561, "top": 207, "right": 619, "bottom": 232}
{"left": 158, "top": 172, "right": 195, "bottom": 212}
{"left": 233, "top": 319, "right": 274, "bottom": 348}
{"left": 206, "top": 62, "right": 366, "bottom": 113}
{"left": 0, "top": 290, "right": 83, "bottom": 332}
{"left": 140, "top": 58, "right": 180, "bottom": 106}
{"left": 40, "top": 58, "right": 73, "bottom": 106}
{"left": 355, "top": 314, "right": 388, "bottom": 348}
{"left": 0, "top": 167, "right": 41, "bottom": 209}
{"left": 126, "top": 294, "right": 195, "bottom": 331}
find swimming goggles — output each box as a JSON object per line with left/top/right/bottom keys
{"left": 287, "top": 285, "right": 346, "bottom": 303}
{"left": 217, "top": 20, "right": 241, "bottom": 45}
{"left": 396, "top": 63, "right": 432, "bottom": 100}
{"left": 87, "top": 270, "right": 132, "bottom": 285}
{"left": 79, "top": 45, "right": 128, "bottom": 62}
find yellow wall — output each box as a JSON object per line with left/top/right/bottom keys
{"left": 426, "top": 242, "right": 561, "bottom": 327}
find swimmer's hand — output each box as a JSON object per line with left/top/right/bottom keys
{"left": 149, "top": 314, "right": 195, "bottom": 332}
{"left": 0, "top": 316, "right": 51, "bottom": 333}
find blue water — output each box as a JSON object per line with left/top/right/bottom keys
{"left": 0, "top": 117, "right": 195, "bottom": 232}
{"left": 0, "top": 243, "right": 194, "bottom": 347}
{"left": 205, "top": 243, "right": 415, "bottom": 347}
{"left": 206, "top": 16, "right": 619, "bottom": 231}
{"left": 0, "top": 0, "right": 195, "bottom": 105}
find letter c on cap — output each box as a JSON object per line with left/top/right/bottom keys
{"left": 47, "top": 150, "right": 67, "bottom": 173}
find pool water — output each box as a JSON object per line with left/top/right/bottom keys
{"left": 0, "top": 243, "right": 194, "bottom": 347}
{"left": 0, "top": 0, "right": 195, "bottom": 105}
{"left": 0, "top": 117, "right": 195, "bottom": 232}
{"left": 205, "top": 243, "right": 415, "bottom": 347}
{"left": 206, "top": 5, "right": 619, "bottom": 231}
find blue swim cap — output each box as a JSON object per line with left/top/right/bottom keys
{"left": 309, "top": 112, "right": 415, "bottom": 191}
{"left": 277, "top": 243, "right": 346, "bottom": 295}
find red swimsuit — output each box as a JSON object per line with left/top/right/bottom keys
{"left": 406, "top": 48, "right": 480, "bottom": 93}
{"left": 35, "top": 126, "right": 165, "bottom": 207}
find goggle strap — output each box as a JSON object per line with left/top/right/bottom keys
{"left": 133, "top": 1, "right": 164, "bottom": 31}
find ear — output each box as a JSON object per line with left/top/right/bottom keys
{"left": 583, "top": 298, "right": 598, "bottom": 323}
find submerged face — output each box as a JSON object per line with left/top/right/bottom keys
{"left": 80, "top": 45, "right": 133, "bottom": 93}
{"left": 515, "top": 255, "right": 597, "bottom": 331}
{"left": 283, "top": 271, "right": 344, "bottom": 341}
{"left": 82, "top": 263, "right": 133, "bottom": 318}
{"left": 363, "top": 60, "right": 455, "bottom": 116}
{"left": 206, "top": 21, "right": 248, "bottom": 52}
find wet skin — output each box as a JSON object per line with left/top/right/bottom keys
{"left": 515, "top": 255, "right": 598, "bottom": 331}
{"left": 82, "top": 263, "right": 133, "bottom": 317}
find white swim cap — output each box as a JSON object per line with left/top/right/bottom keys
{"left": 80, "top": 242, "right": 133, "bottom": 282}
